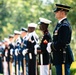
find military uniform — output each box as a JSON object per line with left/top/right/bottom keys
{"left": 51, "top": 18, "right": 74, "bottom": 65}
{"left": 47, "top": 4, "right": 74, "bottom": 75}
{"left": 39, "top": 30, "right": 52, "bottom": 65}
{"left": 22, "top": 37, "right": 29, "bottom": 75}
{"left": 14, "top": 30, "right": 22, "bottom": 75}
{"left": 38, "top": 18, "right": 52, "bottom": 75}
{"left": 2, "top": 38, "right": 9, "bottom": 75}
{"left": 25, "top": 23, "right": 39, "bottom": 75}
{"left": 6, "top": 35, "right": 14, "bottom": 75}
{"left": 20, "top": 27, "right": 28, "bottom": 75}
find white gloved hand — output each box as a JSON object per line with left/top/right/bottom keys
{"left": 15, "top": 49, "right": 18, "bottom": 56}
{"left": 29, "top": 53, "right": 32, "bottom": 59}
{"left": 10, "top": 49, "right": 13, "bottom": 55}
{"left": 34, "top": 44, "right": 39, "bottom": 55}
{"left": 5, "top": 50, "right": 8, "bottom": 57}
{"left": 46, "top": 42, "right": 52, "bottom": 53}
{"left": 22, "top": 49, "right": 28, "bottom": 56}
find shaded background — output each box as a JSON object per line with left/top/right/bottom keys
{"left": 0, "top": 0, "right": 76, "bottom": 75}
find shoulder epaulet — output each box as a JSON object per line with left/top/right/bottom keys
{"left": 62, "top": 20, "right": 69, "bottom": 26}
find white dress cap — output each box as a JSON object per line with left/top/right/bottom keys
{"left": 39, "top": 17, "right": 52, "bottom": 24}
{"left": 14, "top": 30, "right": 21, "bottom": 35}
{"left": 28, "top": 23, "right": 37, "bottom": 28}
{"left": 4, "top": 38, "right": 9, "bottom": 42}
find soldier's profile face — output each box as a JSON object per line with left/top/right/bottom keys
{"left": 55, "top": 11, "right": 62, "bottom": 20}
{"left": 21, "top": 31, "right": 27, "bottom": 37}
{"left": 39, "top": 24, "right": 48, "bottom": 31}
{"left": 55, "top": 11, "right": 59, "bottom": 18}
{"left": 28, "top": 27, "right": 35, "bottom": 32}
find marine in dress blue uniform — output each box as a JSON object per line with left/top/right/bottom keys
{"left": 47, "top": 4, "right": 74, "bottom": 75}
{"left": 38, "top": 18, "right": 52, "bottom": 75}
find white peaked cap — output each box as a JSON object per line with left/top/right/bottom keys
{"left": 4, "top": 38, "right": 9, "bottom": 42}
{"left": 28, "top": 23, "right": 37, "bottom": 28}
{"left": 39, "top": 17, "right": 52, "bottom": 24}
{"left": 14, "top": 30, "right": 21, "bottom": 35}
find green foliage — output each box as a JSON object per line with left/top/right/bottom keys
{"left": 70, "top": 61, "right": 76, "bottom": 75}
{"left": 51, "top": 65, "right": 56, "bottom": 75}
{"left": 70, "top": 69, "right": 76, "bottom": 75}
{"left": 0, "top": 0, "right": 76, "bottom": 60}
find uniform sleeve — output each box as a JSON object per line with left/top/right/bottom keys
{"left": 51, "top": 25, "right": 71, "bottom": 50}
{"left": 40, "top": 33, "right": 52, "bottom": 53}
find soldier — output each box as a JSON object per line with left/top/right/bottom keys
{"left": 0, "top": 42, "right": 3, "bottom": 74}
{"left": 8, "top": 34, "right": 14, "bottom": 75}
{"left": 47, "top": 4, "right": 74, "bottom": 75}
{"left": 20, "top": 27, "right": 28, "bottom": 75}
{"left": 23, "top": 23, "right": 39, "bottom": 75}
{"left": 14, "top": 30, "right": 21, "bottom": 75}
{"left": 2, "top": 38, "right": 9, "bottom": 75}
{"left": 38, "top": 17, "right": 52, "bottom": 75}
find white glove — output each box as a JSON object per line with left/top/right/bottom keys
{"left": 46, "top": 42, "right": 52, "bottom": 53}
{"left": 34, "top": 44, "right": 39, "bottom": 55}
{"left": 29, "top": 53, "right": 32, "bottom": 59}
{"left": 15, "top": 49, "right": 18, "bottom": 56}
{"left": 22, "top": 49, "right": 28, "bottom": 56}
{"left": 5, "top": 50, "right": 8, "bottom": 57}
{"left": 10, "top": 49, "right": 13, "bottom": 55}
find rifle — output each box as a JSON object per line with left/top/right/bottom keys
{"left": 16, "top": 60, "right": 18, "bottom": 75}
{"left": 15, "top": 49, "right": 19, "bottom": 75}
{"left": 9, "top": 49, "right": 14, "bottom": 75}
{"left": 3, "top": 48, "right": 9, "bottom": 75}
{"left": 9, "top": 55, "right": 13, "bottom": 75}
{"left": 22, "top": 49, "right": 28, "bottom": 75}
{"left": 23, "top": 56, "right": 26, "bottom": 75}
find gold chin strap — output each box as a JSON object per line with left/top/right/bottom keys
{"left": 57, "top": 6, "right": 70, "bottom": 11}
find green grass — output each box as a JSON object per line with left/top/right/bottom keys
{"left": 51, "top": 65, "right": 56, "bottom": 75}
{"left": 70, "top": 61, "right": 76, "bottom": 75}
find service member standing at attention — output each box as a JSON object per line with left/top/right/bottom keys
{"left": 24, "top": 23, "right": 39, "bottom": 75}
{"left": 14, "top": 30, "right": 21, "bottom": 75}
{"left": 2, "top": 38, "right": 9, "bottom": 75}
{"left": 38, "top": 18, "right": 52, "bottom": 75}
{"left": 47, "top": 4, "right": 74, "bottom": 75}
{"left": 20, "top": 27, "right": 28, "bottom": 75}
{"left": 8, "top": 35, "right": 14, "bottom": 75}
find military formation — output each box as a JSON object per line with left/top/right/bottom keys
{"left": 0, "top": 4, "right": 74, "bottom": 75}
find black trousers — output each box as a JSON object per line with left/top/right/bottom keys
{"left": 28, "top": 54, "right": 36, "bottom": 75}
{"left": 0, "top": 57, "right": 3, "bottom": 74}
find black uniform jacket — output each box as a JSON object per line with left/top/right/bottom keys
{"left": 39, "top": 30, "right": 52, "bottom": 65}
{"left": 51, "top": 18, "right": 74, "bottom": 65}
